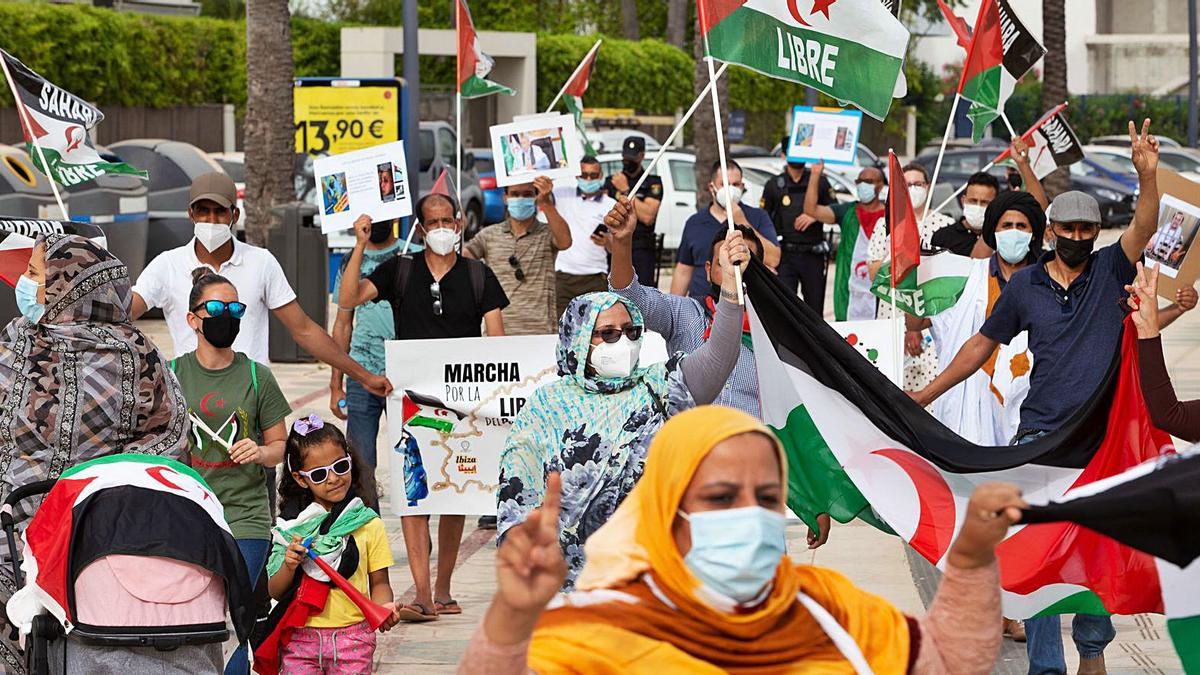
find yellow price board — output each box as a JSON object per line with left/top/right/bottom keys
{"left": 294, "top": 85, "right": 399, "bottom": 155}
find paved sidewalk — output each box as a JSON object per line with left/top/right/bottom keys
{"left": 135, "top": 243, "right": 1195, "bottom": 673}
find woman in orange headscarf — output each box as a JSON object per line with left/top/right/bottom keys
{"left": 460, "top": 406, "right": 1021, "bottom": 673}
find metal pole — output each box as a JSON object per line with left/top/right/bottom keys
{"left": 1189, "top": 0, "right": 1198, "bottom": 148}
{"left": 806, "top": 87, "right": 818, "bottom": 107}
{"left": 403, "top": 0, "right": 421, "bottom": 202}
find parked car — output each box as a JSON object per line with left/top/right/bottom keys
{"left": 1086, "top": 144, "right": 1200, "bottom": 184}
{"left": 596, "top": 150, "right": 769, "bottom": 251}
{"left": 587, "top": 129, "right": 661, "bottom": 155}
{"left": 208, "top": 151, "right": 245, "bottom": 230}
{"left": 1073, "top": 147, "right": 1139, "bottom": 192}
{"left": 468, "top": 148, "right": 505, "bottom": 224}
{"left": 1090, "top": 134, "right": 1183, "bottom": 149}
{"left": 913, "top": 148, "right": 1134, "bottom": 227}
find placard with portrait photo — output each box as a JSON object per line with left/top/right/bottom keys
{"left": 1150, "top": 169, "right": 1200, "bottom": 299}
{"left": 488, "top": 114, "right": 582, "bottom": 187}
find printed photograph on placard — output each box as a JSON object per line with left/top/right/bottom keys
{"left": 320, "top": 173, "right": 349, "bottom": 215}
{"left": 787, "top": 106, "right": 863, "bottom": 166}
{"left": 377, "top": 162, "right": 396, "bottom": 203}
{"left": 1145, "top": 194, "right": 1200, "bottom": 278}
{"left": 795, "top": 123, "right": 815, "bottom": 148}
{"left": 488, "top": 114, "right": 583, "bottom": 187}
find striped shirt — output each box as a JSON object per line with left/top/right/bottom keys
{"left": 466, "top": 220, "right": 560, "bottom": 335}
{"left": 611, "top": 274, "right": 761, "bottom": 418}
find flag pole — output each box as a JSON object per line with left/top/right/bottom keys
{"left": 888, "top": 147, "right": 905, "bottom": 387}
{"left": 0, "top": 56, "right": 69, "bottom": 219}
{"left": 545, "top": 39, "right": 602, "bottom": 114}
{"left": 455, "top": 92, "right": 463, "bottom": 211}
{"left": 705, "top": 54, "right": 744, "bottom": 305}
{"left": 627, "top": 63, "right": 727, "bottom": 198}
{"left": 999, "top": 111, "right": 1020, "bottom": 139}
{"left": 921, "top": 93, "right": 960, "bottom": 228}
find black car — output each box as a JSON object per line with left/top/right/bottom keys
{"left": 912, "top": 148, "right": 1135, "bottom": 228}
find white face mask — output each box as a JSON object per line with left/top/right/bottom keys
{"left": 424, "top": 227, "right": 461, "bottom": 256}
{"left": 713, "top": 185, "right": 743, "bottom": 210}
{"left": 194, "top": 221, "right": 233, "bottom": 253}
{"left": 589, "top": 335, "right": 641, "bottom": 379}
{"left": 908, "top": 185, "right": 928, "bottom": 208}
{"left": 962, "top": 203, "right": 987, "bottom": 230}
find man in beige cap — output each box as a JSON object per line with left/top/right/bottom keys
{"left": 132, "top": 172, "right": 390, "bottom": 395}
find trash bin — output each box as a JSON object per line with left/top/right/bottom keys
{"left": 267, "top": 201, "right": 327, "bottom": 363}
{"left": 0, "top": 145, "right": 69, "bottom": 325}
{"left": 106, "top": 139, "right": 225, "bottom": 268}
{"left": 66, "top": 173, "right": 150, "bottom": 283}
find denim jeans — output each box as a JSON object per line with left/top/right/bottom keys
{"left": 225, "top": 538, "right": 271, "bottom": 675}
{"left": 1010, "top": 429, "right": 1116, "bottom": 674}
{"left": 346, "top": 379, "right": 386, "bottom": 468}
{"left": 1025, "top": 614, "right": 1116, "bottom": 675}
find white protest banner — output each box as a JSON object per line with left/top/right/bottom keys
{"left": 787, "top": 106, "right": 864, "bottom": 166}
{"left": 313, "top": 140, "right": 412, "bottom": 233}
{"left": 488, "top": 114, "right": 582, "bottom": 187}
{"left": 829, "top": 319, "right": 901, "bottom": 386}
{"left": 386, "top": 334, "right": 667, "bottom": 516}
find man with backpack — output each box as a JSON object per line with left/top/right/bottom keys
{"left": 337, "top": 193, "right": 508, "bottom": 623}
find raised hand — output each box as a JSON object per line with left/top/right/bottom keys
{"left": 946, "top": 482, "right": 1026, "bottom": 570}
{"left": 1010, "top": 137, "right": 1031, "bottom": 166}
{"left": 1129, "top": 118, "right": 1160, "bottom": 176}
{"left": 718, "top": 228, "right": 751, "bottom": 277}
{"left": 533, "top": 176, "right": 554, "bottom": 208}
{"left": 1124, "top": 261, "right": 1161, "bottom": 339}
{"left": 603, "top": 197, "right": 638, "bottom": 242}
{"left": 494, "top": 473, "right": 567, "bottom": 614}
{"left": 353, "top": 214, "right": 372, "bottom": 247}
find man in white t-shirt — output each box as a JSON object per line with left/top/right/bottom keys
{"left": 553, "top": 156, "right": 616, "bottom": 317}
{"left": 132, "top": 172, "right": 390, "bottom": 396}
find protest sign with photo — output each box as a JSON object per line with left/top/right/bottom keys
{"left": 828, "top": 319, "right": 901, "bottom": 386}
{"left": 787, "top": 106, "right": 863, "bottom": 166}
{"left": 385, "top": 333, "right": 668, "bottom": 516}
{"left": 313, "top": 141, "right": 412, "bottom": 233}
{"left": 1150, "top": 169, "right": 1200, "bottom": 298}
{"left": 488, "top": 114, "right": 582, "bottom": 187}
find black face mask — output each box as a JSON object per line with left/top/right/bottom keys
{"left": 368, "top": 221, "right": 393, "bottom": 244}
{"left": 1054, "top": 236, "right": 1095, "bottom": 268}
{"left": 787, "top": 161, "right": 806, "bottom": 171}
{"left": 201, "top": 314, "right": 241, "bottom": 349}
{"left": 622, "top": 159, "right": 641, "bottom": 175}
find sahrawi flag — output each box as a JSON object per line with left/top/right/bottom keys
{"left": 560, "top": 41, "right": 601, "bottom": 156}
{"left": 402, "top": 390, "right": 465, "bottom": 434}
{"left": 456, "top": 0, "right": 515, "bottom": 99}
{"left": 870, "top": 251, "right": 975, "bottom": 317}
{"left": 697, "top": 0, "right": 910, "bottom": 120}
{"left": 0, "top": 50, "right": 146, "bottom": 187}
{"left": 5, "top": 454, "right": 254, "bottom": 641}
{"left": 956, "top": 0, "right": 1046, "bottom": 141}
{"left": 0, "top": 217, "right": 106, "bottom": 287}
{"left": 992, "top": 102, "right": 1085, "bottom": 180}
{"left": 744, "top": 262, "right": 1200, "bottom": 667}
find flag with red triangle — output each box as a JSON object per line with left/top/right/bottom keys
{"left": 955, "top": 0, "right": 1045, "bottom": 141}
{"left": 0, "top": 218, "right": 106, "bottom": 288}
{"left": 401, "top": 390, "right": 465, "bottom": 435}
{"left": 456, "top": 0, "right": 515, "bottom": 99}
{"left": 887, "top": 150, "right": 919, "bottom": 287}
{"left": 429, "top": 168, "right": 451, "bottom": 197}
{"left": 560, "top": 41, "right": 601, "bottom": 156}
{"left": 936, "top": 0, "right": 972, "bottom": 50}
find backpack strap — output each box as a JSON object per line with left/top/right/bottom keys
{"left": 466, "top": 258, "right": 486, "bottom": 315}
{"left": 394, "top": 255, "right": 415, "bottom": 308}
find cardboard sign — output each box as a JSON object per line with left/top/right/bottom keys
{"left": 385, "top": 333, "right": 668, "bottom": 516}
{"left": 787, "top": 106, "right": 863, "bottom": 166}
{"left": 1149, "top": 169, "right": 1200, "bottom": 299}
{"left": 488, "top": 114, "right": 582, "bottom": 187}
{"left": 313, "top": 141, "right": 412, "bottom": 233}
{"left": 829, "top": 319, "right": 901, "bottom": 386}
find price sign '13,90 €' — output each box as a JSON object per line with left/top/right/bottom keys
{"left": 294, "top": 83, "right": 399, "bottom": 156}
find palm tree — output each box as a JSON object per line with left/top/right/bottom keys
{"left": 621, "top": 0, "right": 641, "bottom": 39}
{"left": 666, "top": 0, "right": 688, "bottom": 48}
{"left": 1040, "top": 0, "right": 1070, "bottom": 199}
{"left": 243, "top": 0, "right": 297, "bottom": 247}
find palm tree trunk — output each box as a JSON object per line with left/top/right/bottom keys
{"left": 692, "top": 17, "right": 728, "bottom": 210}
{"left": 244, "top": 0, "right": 296, "bottom": 247}
{"left": 666, "top": 0, "right": 687, "bottom": 49}
{"left": 1040, "top": 0, "right": 1070, "bottom": 199}
{"left": 621, "top": 0, "right": 640, "bottom": 40}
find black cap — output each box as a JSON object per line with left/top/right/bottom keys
{"left": 622, "top": 136, "right": 645, "bottom": 159}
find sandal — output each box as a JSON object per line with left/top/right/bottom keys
{"left": 396, "top": 603, "right": 439, "bottom": 622}
{"left": 434, "top": 598, "right": 462, "bottom": 615}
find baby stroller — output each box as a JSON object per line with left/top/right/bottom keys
{"left": 1, "top": 455, "right": 255, "bottom": 674}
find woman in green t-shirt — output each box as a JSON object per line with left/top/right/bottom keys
{"left": 174, "top": 269, "right": 292, "bottom": 675}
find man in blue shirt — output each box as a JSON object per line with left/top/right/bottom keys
{"left": 670, "top": 160, "right": 780, "bottom": 302}
{"left": 911, "top": 120, "right": 1163, "bottom": 675}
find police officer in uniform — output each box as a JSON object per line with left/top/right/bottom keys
{"left": 605, "top": 136, "right": 663, "bottom": 284}
{"left": 761, "top": 135, "right": 835, "bottom": 314}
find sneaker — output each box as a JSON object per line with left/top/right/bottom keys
{"left": 477, "top": 515, "right": 497, "bottom": 530}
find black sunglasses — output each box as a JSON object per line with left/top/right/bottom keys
{"left": 592, "top": 325, "right": 643, "bottom": 344}
{"left": 508, "top": 254, "right": 526, "bottom": 282}
{"left": 192, "top": 300, "right": 247, "bottom": 319}
{"left": 430, "top": 281, "right": 443, "bottom": 316}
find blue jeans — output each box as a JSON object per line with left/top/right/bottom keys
{"left": 225, "top": 538, "right": 270, "bottom": 675}
{"left": 1025, "top": 614, "right": 1116, "bottom": 675}
{"left": 346, "top": 379, "right": 386, "bottom": 468}
{"left": 1010, "top": 429, "right": 1116, "bottom": 673}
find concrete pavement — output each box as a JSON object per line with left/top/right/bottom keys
{"left": 136, "top": 240, "right": 1195, "bottom": 673}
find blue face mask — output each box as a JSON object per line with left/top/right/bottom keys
{"left": 578, "top": 178, "right": 604, "bottom": 194}
{"left": 855, "top": 182, "right": 877, "bottom": 203}
{"left": 15, "top": 275, "right": 45, "bottom": 324}
{"left": 507, "top": 197, "right": 537, "bottom": 221}
{"left": 995, "top": 229, "right": 1033, "bottom": 264}
{"left": 680, "top": 505, "right": 787, "bottom": 605}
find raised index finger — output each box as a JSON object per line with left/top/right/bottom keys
{"left": 539, "top": 473, "right": 562, "bottom": 541}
